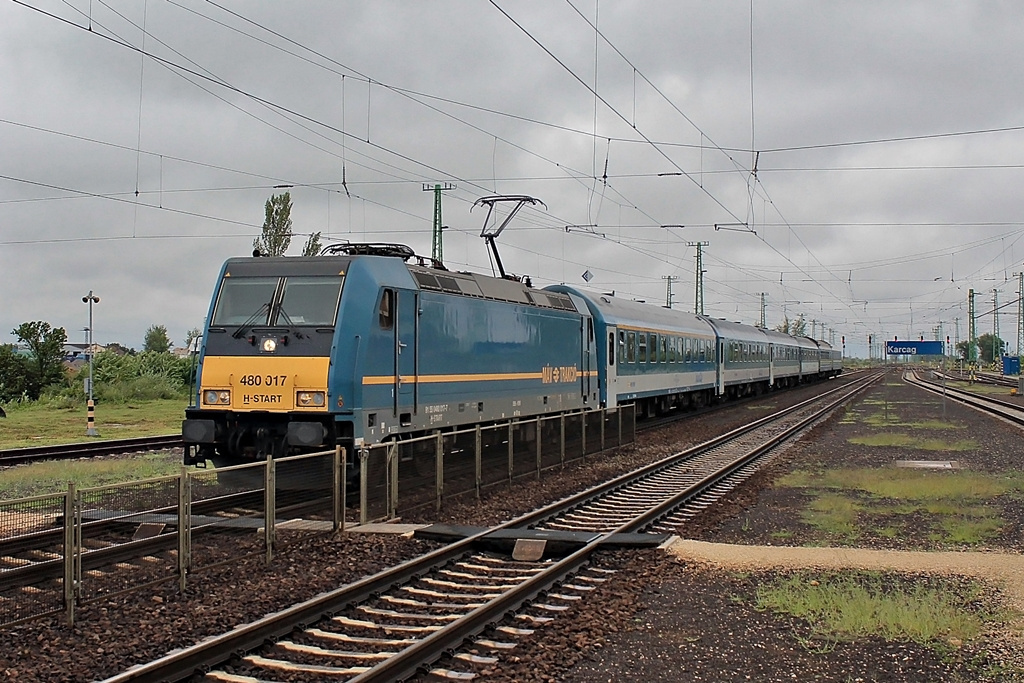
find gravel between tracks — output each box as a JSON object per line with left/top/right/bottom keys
{"left": 473, "top": 372, "right": 1024, "bottom": 682}
{"left": 8, "top": 374, "right": 1022, "bottom": 682}
{"left": 0, "top": 383, "right": 821, "bottom": 681}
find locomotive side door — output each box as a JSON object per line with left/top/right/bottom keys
{"left": 394, "top": 288, "right": 417, "bottom": 424}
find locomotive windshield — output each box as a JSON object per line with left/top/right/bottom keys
{"left": 212, "top": 275, "right": 344, "bottom": 327}
{"left": 277, "top": 276, "right": 344, "bottom": 325}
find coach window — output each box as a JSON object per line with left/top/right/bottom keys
{"left": 619, "top": 330, "right": 627, "bottom": 364}
{"left": 638, "top": 333, "right": 648, "bottom": 363}
{"left": 609, "top": 332, "right": 616, "bottom": 366}
{"left": 626, "top": 331, "right": 636, "bottom": 363}
{"left": 660, "top": 335, "right": 667, "bottom": 363}
{"left": 378, "top": 289, "right": 394, "bottom": 329}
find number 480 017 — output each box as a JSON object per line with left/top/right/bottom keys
{"left": 238, "top": 374, "right": 288, "bottom": 387}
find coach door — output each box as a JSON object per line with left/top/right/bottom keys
{"left": 605, "top": 327, "right": 618, "bottom": 408}
{"left": 393, "top": 289, "right": 417, "bottom": 425}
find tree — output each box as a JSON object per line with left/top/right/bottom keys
{"left": 144, "top": 325, "right": 171, "bottom": 353}
{"left": 0, "top": 344, "right": 36, "bottom": 401}
{"left": 955, "top": 339, "right": 973, "bottom": 361}
{"left": 301, "top": 231, "right": 322, "bottom": 256}
{"left": 976, "top": 333, "right": 1005, "bottom": 365}
{"left": 184, "top": 327, "right": 202, "bottom": 351}
{"left": 12, "top": 321, "right": 67, "bottom": 390}
{"left": 253, "top": 192, "right": 293, "bottom": 257}
{"left": 776, "top": 314, "right": 807, "bottom": 337}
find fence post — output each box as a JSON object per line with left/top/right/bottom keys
{"left": 264, "top": 458, "right": 276, "bottom": 565}
{"left": 178, "top": 467, "right": 190, "bottom": 592}
{"left": 359, "top": 447, "right": 369, "bottom": 525}
{"left": 535, "top": 418, "right": 542, "bottom": 480}
{"left": 73, "top": 483, "right": 82, "bottom": 621}
{"left": 600, "top": 408, "right": 606, "bottom": 451}
{"left": 333, "top": 446, "right": 342, "bottom": 533}
{"left": 475, "top": 426, "right": 482, "bottom": 500}
{"left": 388, "top": 442, "right": 398, "bottom": 520}
{"left": 341, "top": 448, "right": 347, "bottom": 534}
{"left": 581, "top": 410, "right": 587, "bottom": 462}
{"left": 435, "top": 433, "right": 444, "bottom": 513}
{"left": 63, "top": 482, "right": 75, "bottom": 627}
{"left": 507, "top": 423, "right": 514, "bottom": 487}
{"left": 559, "top": 415, "right": 566, "bottom": 469}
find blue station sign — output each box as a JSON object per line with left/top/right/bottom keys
{"left": 885, "top": 340, "right": 944, "bottom": 356}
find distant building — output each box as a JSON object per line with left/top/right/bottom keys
{"left": 63, "top": 342, "right": 106, "bottom": 367}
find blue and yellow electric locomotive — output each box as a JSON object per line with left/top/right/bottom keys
{"left": 183, "top": 244, "right": 597, "bottom": 467}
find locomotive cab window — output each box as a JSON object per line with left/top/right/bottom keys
{"left": 278, "top": 276, "right": 344, "bottom": 326}
{"left": 211, "top": 277, "right": 278, "bottom": 326}
{"left": 212, "top": 274, "right": 344, "bottom": 327}
{"left": 378, "top": 289, "right": 394, "bottom": 329}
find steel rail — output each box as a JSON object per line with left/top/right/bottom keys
{"left": 0, "top": 434, "right": 181, "bottom": 466}
{"left": 98, "top": 372, "right": 881, "bottom": 683}
{"left": 349, "top": 371, "right": 882, "bottom": 681}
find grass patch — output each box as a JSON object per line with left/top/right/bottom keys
{"left": 755, "top": 572, "right": 988, "bottom": 650}
{"left": 780, "top": 468, "right": 1019, "bottom": 500}
{"left": 802, "top": 494, "right": 861, "bottom": 540}
{"left": 862, "top": 413, "right": 965, "bottom": 430}
{"left": 933, "top": 516, "right": 1005, "bottom": 545}
{"left": 0, "top": 451, "right": 183, "bottom": 499}
{"left": 0, "top": 399, "right": 187, "bottom": 449}
{"left": 778, "top": 468, "right": 1024, "bottom": 546}
{"left": 847, "top": 432, "right": 977, "bottom": 451}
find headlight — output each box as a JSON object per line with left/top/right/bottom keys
{"left": 261, "top": 337, "right": 277, "bottom": 353}
{"left": 297, "top": 391, "right": 326, "bottom": 407}
{"left": 203, "top": 390, "right": 230, "bottom": 405}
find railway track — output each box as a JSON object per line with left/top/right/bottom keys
{"left": 0, "top": 434, "right": 181, "bottom": 467}
{"left": 100, "top": 371, "right": 881, "bottom": 683}
{"left": 0, "top": 488, "right": 334, "bottom": 627}
{"left": 909, "top": 371, "right": 1024, "bottom": 426}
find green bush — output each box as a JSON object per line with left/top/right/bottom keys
{"left": 97, "top": 376, "right": 186, "bottom": 402}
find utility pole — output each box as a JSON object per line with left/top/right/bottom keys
{"left": 686, "top": 241, "right": 709, "bottom": 315}
{"left": 993, "top": 288, "right": 1000, "bottom": 365}
{"left": 759, "top": 293, "right": 766, "bottom": 328}
{"left": 423, "top": 182, "right": 455, "bottom": 264}
{"left": 1017, "top": 272, "right": 1023, "bottom": 359}
{"left": 968, "top": 288, "right": 977, "bottom": 363}
{"left": 661, "top": 275, "right": 678, "bottom": 308}
{"left": 82, "top": 291, "right": 100, "bottom": 436}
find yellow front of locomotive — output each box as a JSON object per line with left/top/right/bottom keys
{"left": 183, "top": 257, "right": 346, "bottom": 466}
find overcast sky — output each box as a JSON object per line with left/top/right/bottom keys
{"left": 3, "top": 1, "right": 1023, "bottom": 358}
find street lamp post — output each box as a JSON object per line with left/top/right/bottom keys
{"left": 82, "top": 291, "right": 100, "bottom": 436}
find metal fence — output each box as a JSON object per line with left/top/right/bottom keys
{"left": 0, "top": 447, "right": 347, "bottom": 628}
{"left": 358, "top": 404, "right": 636, "bottom": 523}
{"left": 0, "top": 404, "right": 634, "bottom": 627}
